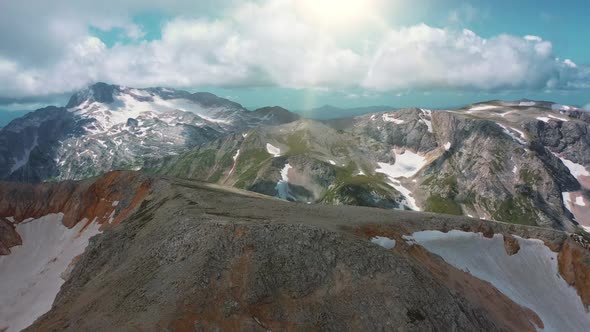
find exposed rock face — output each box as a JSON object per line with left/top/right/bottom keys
{"left": 0, "top": 106, "right": 81, "bottom": 182}
{"left": 503, "top": 234, "right": 521, "bottom": 255}
{"left": 526, "top": 113, "right": 590, "bottom": 166}
{"left": 558, "top": 236, "right": 590, "bottom": 308}
{"left": 0, "top": 219, "right": 21, "bottom": 255}
{"left": 147, "top": 102, "right": 590, "bottom": 231}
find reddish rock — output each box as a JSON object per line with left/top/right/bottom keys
{"left": 0, "top": 218, "right": 22, "bottom": 255}
{"left": 0, "top": 171, "right": 152, "bottom": 255}
{"left": 558, "top": 237, "right": 590, "bottom": 308}
{"left": 503, "top": 234, "right": 521, "bottom": 256}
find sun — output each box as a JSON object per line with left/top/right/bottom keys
{"left": 296, "top": 0, "right": 381, "bottom": 29}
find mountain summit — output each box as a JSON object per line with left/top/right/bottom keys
{"left": 0, "top": 83, "right": 300, "bottom": 182}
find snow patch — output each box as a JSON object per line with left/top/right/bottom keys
{"left": 552, "top": 104, "right": 573, "bottom": 111}
{"left": 382, "top": 113, "right": 404, "bottom": 124}
{"left": 410, "top": 230, "right": 590, "bottom": 331}
{"left": 378, "top": 150, "right": 427, "bottom": 179}
{"left": 227, "top": 149, "right": 241, "bottom": 176}
{"left": 536, "top": 116, "right": 550, "bottom": 123}
{"left": 371, "top": 236, "right": 396, "bottom": 249}
{"left": 519, "top": 101, "right": 536, "bottom": 107}
{"left": 375, "top": 150, "right": 426, "bottom": 211}
{"left": 111, "top": 201, "right": 119, "bottom": 207}
{"left": 496, "top": 123, "right": 526, "bottom": 145}
{"left": 276, "top": 163, "right": 292, "bottom": 200}
{"left": 548, "top": 114, "right": 569, "bottom": 122}
{"left": 563, "top": 192, "right": 574, "bottom": 215}
{"left": 560, "top": 157, "right": 590, "bottom": 178}
{"left": 266, "top": 143, "right": 281, "bottom": 157}
{"left": 420, "top": 118, "right": 433, "bottom": 133}
{"left": 0, "top": 214, "right": 101, "bottom": 332}
{"left": 444, "top": 142, "right": 451, "bottom": 151}
{"left": 469, "top": 105, "right": 498, "bottom": 111}
{"left": 575, "top": 196, "right": 586, "bottom": 207}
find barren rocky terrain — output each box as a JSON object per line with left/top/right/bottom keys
{"left": 2, "top": 171, "right": 589, "bottom": 331}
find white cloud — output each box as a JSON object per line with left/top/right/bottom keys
{"left": 363, "top": 26, "right": 562, "bottom": 91}
{"left": 524, "top": 35, "right": 543, "bottom": 42}
{"left": 0, "top": 0, "right": 588, "bottom": 98}
{"left": 564, "top": 59, "right": 577, "bottom": 68}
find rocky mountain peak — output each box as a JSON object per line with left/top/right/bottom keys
{"left": 65, "top": 82, "right": 118, "bottom": 108}
{"left": 251, "top": 106, "right": 301, "bottom": 124}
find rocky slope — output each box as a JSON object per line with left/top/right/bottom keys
{"left": 1, "top": 172, "right": 590, "bottom": 331}
{"left": 147, "top": 101, "right": 590, "bottom": 231}
{"left": 0, "top": 83, "right": 300, "bottom": 182}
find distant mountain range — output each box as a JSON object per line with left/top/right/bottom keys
{"left": 1, "top": 83, "right": 589, "bottom": 232}
{"left": 297, "top": 104, "right": 394, "bottom": 119}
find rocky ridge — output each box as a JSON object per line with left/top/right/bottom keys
{"left": 147, "top": 101, "right": 590, "bottom": 231}
{"left": 1, "top": 172, "right": 590, "bottom": 330}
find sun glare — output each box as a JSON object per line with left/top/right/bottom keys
{"left": 297, "top": 0, "right": 381, "bottom": 29}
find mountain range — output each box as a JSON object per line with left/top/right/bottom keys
{"left": 298, "top": 105, "right": 394, "bottom": 119}
{"left": 1, "top": 84, "right": 589, "bottom": 232}
{"left": 0, "top": 83, "right": 299, "bottom": 182}
{"left": 2, "top": 83, "right": 590, "bottom": 330}
{"left": 147, "top": 99, "right": 590, "bottom": 232}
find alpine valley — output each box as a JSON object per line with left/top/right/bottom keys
{"left": 2, "top": 83, "right": 590, "bottom": 331}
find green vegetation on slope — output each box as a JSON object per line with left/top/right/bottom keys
{"left": 491, "top": 196, "right": 537, "bottom": 226}
{"left": 321, "top": 162, "right": 400, "bottom": 207}
{"left": 424, "top": 195, "right": 463, "bottom": 216}
{"left": 284, "top": 130, "right": 310, "bottom": 155}
{"left": 233, "top": 148, "right": 272, "bottom": 188}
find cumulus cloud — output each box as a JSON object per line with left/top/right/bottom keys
{"left": 363, "top": 26, "right": 562, "bottom": 91}
{"left": 564, "top": 59, "right": 577, "bottom": 68}
{"left": 524, "top": 35, "right": 543, "bottom": 42}
{"left": 0, "top": 0, "right": 588, "bottom": 98}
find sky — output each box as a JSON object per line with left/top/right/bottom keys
{"left": 1, "top": 0, "right": 590, "bottom": 123}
